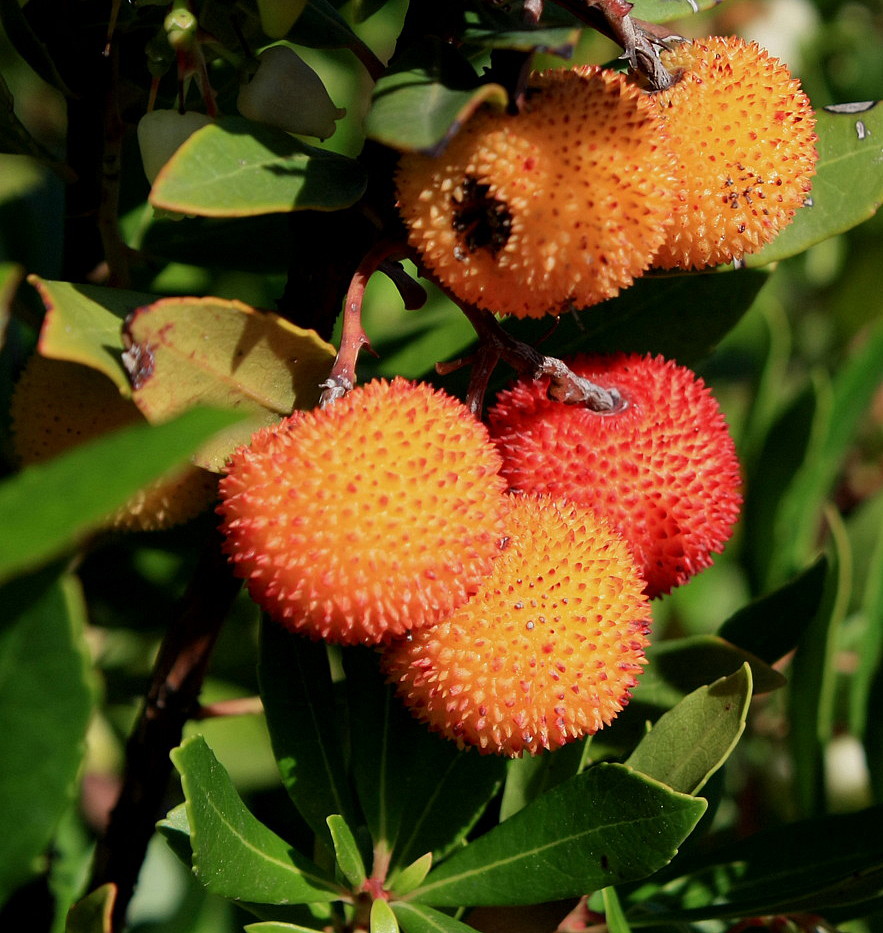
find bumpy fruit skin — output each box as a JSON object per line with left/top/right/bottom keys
{"left": 381, "top": 495, "right": 651, "bottom": 757}
{"left": 648, "top": 35, "right": 817, "bottom": 270}
{"left": 487, "top": 354, "right": 742, "bottom": 598}
{"left": 11, "top": 355, "right": 218, "bottom": 531}
{"left": 396, "top": 66, "right": 677, "bottom": 318}
{"left": 217, "top": 378, "right": 509, "bottom": 645}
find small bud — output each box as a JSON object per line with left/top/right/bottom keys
{"left": 237, "top": 45, "right": 345, "bottom": 140}
{"left": 137, "top": 109, "right": 213, "bottom": 184}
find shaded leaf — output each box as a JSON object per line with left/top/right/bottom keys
{"left": 629, "top": 806, "right": 883, "bottom": 921}
{"left": 0, "top": 261, "right": 21, "bottom": 351}
{"left": 626, "top": 665, "right": 752, "bottom": 795}
{"left": 156, "top": 802, "right": 193, "bottom": 867}
{"left": 327, "top": 815, "right": 367, "bottom": 888}
{"left": 851, "top": 496, "right": 883, "bottom": 736}
{"left": 172, "top": 735, "right": 340, "bottom": 905}
{"left": 406, "top": 764, "right": 705, "bottom": 907}
{"left": 65, "top": 883, "right": 116, "bottom": 933}
{"left": 602, "top": 887, "right": 631, "bottom": 933}
{"left": 718, "top": 556, "right": 828, "bottom": 664}
{"left": 0, "top": 571, "right": 96, "bottom": 903}
{"left": 366, "top": 39, "right": 507, "bottom": 154}
{"left": 150, "top": 117, "right": 367, "bottom": 217}
{"left": 499, "top": 740, "right": 590, "bottom": 821}
{"left": 125, "top": 296, "right": 335, "bottom": 470}
{"left": 259, "top": 623, "right": 358, "bottom": 848}
{"left": 30, "top": 275, "right": 158, "bottom": 394}
{"left": 747, "top": 101, "right": 883, "bottom": 267}
{"left": 0, "top": 407, "right": 243, "bottom": 583}
{"left": 246, "top": 924, "right": 329, "bottom": 933}
{"left": 344, "top": 650, "right": 506, "bottom": 871}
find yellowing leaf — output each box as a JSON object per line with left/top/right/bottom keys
{"left": 124, "top": 296, "right": 335, "bottom": 470}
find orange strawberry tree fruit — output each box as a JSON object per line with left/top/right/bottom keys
{"left": 0, "top": 1, "right": 881, "bottom": 932}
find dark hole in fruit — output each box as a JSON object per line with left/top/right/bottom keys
{"left": 451, "top": 175, "right": 513, "bottom": 256}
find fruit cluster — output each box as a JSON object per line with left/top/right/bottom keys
{"left": 218, "top": 355, "right": 741, "bottom": 757}
{"left": 396, "top": 36, "right": 818, "bottom": 318}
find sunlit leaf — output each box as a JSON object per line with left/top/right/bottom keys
{"left": 747, "top": 101, "right": 883, "bottom": 267}
{"left": 626, "top": 665, "right": 752, "bottom": 795}
{"left": 393, "top": 902, "right": 496, "bottom": 933}
{"left": 327, "top": 815, "right": 367, "bottom": 889}
{"left": 125, "top": 296, "right": 335, "bottom": 470}
{"left": 172, "top": 735, "right": 341, "bottom": 905}
{"left": 0, "top": 571, "right": 96, "bottom": 903}
{"left": 629, "top": 0, "right": 722, "bottom": 23}
{"left": 406, "top": 764, "right": 705, "bottom": 906}
{"left": 371, "top": 898, "right": 400, "bottom": 933}
{"left": 150, "top": 117, "right": 367, "bottom": 217}
{"left": 602, "top": 887, "right": 631, "bottom": 933}
{"left": 29, "top": 275, "right": 158, "bottom": 394}
{"left": 0, "top": 407, "right": 243, "bottom": 583}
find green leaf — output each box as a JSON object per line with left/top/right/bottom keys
{"left": 789, "top": 509, "right": 852, "bottom": 817}
{"left": 371, "top": 899, "right": 400, "bottom": 933}
{"left": 259, "top": 624, "right": 357, "bottom": 847}
{"left": 365, "top": 39, "right": 507, "bottom": 154}
{"left": 499, "top": 740, "right": 590, "bottom": 821}
{"left": 0, "top": 261, "right": 19, "bottom": 352}
{"left": 406, "top": 764, "right": 706, "bottom": 907}
{"left": 772, "top": 318, "right": 883, "bottom": 580}
{"left": 29, "top": 275, "right": 159, "bottom": 394}
{"left": 344, "top": 650, "right": 506, "bottom": 870}
{"left": 150, "top": 116, "right": 367, "bottom": 217}
{"left": 747, "top": 102, "right": 883, "bottom": 267}
{"left": 851, "top": 497, "right": 883, "bottom": 736}
{"left": 0, "top": 571, "right": 96, "bottom": 904}
{"left": 156, "top": 802, "right": 193, "bottom": 868}
{"left": 290, "top": 0, "right": 363, "bottom": 48}
{"left": 125, "top": 296, "right": 335, "bottom": 470}
{"left": 632, "top": 635, "right": 785, "bottom": 709}
{"left": 246, "top": 923, "right": 330, "bottom": 933}
{"left": 65, "top": 883, "right": 115, "bottom": 933}
{"left": 629, "top": 0, "right": 722, "bottom": 24}
{"left": 602, "top": 887, "right": 631, "bottom": 933}
{"left": 327, "top": 815, "right": 367, "bottom": 889}
{"left": 461, "top": 4, "right": 581, "bottom": 57}
{"left": 717, "top": 556, "right": 828, "bottom": 664}
{"left": 393, "top": 902, "right": 484, "bottom": 933}
{"left": 390, "top": 854, "right": 433, "bottom": 897}
{"left": 0, "top": 407, "right": 243, "bottom": 584}
{"left": 172, "top": 735, "right": 341, "bottom": 905}
{"left": 626, "top": 665, "right": 752, "bottom": 795}
{"left": 630, "top": 806, "right": 883, "bottom": 921}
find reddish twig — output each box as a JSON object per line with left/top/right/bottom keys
{"left": 319, "top": 240, "right": 409, "bottom": 407}
{"left": 194, "top": 695, "right": 264, "bottom": 719}
{"left": 88, "top": 529, "right": 242, "bottom": 931}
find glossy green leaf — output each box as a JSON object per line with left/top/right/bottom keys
{"left": 508, "top": 269, "right": 769, "bottom": 369}
{"left": 747, "top": 102, "right": 883, "bottom": 267}
{"left": 718, "top": 556, "right": 828, "bottom": 664}
{"left": 773, "top": 318, "right": 883, "bottom": 580}
{"left": 65, "top": 883, "right": 116, "bottom": 933}
{"left": 626, "top": 665, "right": 752, "bottom": 795}
{"left": 0, "top": 571, "right": 96, "bottom": 903}
{"left": 406, "top": 764, "right": 706, "bottom": 907}
{"left": 172, "top": 735, "right": 341, "bottom": 905}
{"left": 789, "top": 509, "right": 851, "bottom": 817}
{"left": 629, "top": 0, "right": 722, "bottom": 23}
{"left": 371, "top": 898, "right": 400, "bottom": 933}
{"left": 0, "top": 407, "right": 243, "bottom": 583}
{"left": 156, "top": 802, "right": 193, "bottom": 867}
{"left": 150, "top": 116, "right": 367, "bottom": 217}
{"left": 365, "top": 39, "right": 507, "bottom": 154}
{"left": 124, "top": 295, "right": 334, "bottom": 470}
{"left": 632, "top": 635, "right": 785, "bottom": 710}
{"left": 246, "top": 923, "right": 332, "bottom": 933}
{"left": 259, "top": 624, "right": 357, "bottom": 846}
{"left": 29, "top": 275, "right": 158, "bottom": 394}
{"left": 602, "top": 887, "right": 631, "bottom": 933}
{"left": 390, "top": 853, "right": 433, "bottom": 897}
{"left": 629, "top": 806, "right": 883, "bottom": 921}
{"left": 393, "top": 902, "right": 486, "bottom": 933}
{"left": 290, "top": 0, "right": 362, "bottom": 47}
{"left": 343, "top": 649, "right": 506, "bottom": 871}
{"left": 327, "top": 815, "right": 367, "bottom": 888}
{"left": 499, "top": 739, "right": 590, "bottom": 821}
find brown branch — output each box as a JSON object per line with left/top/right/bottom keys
{"left": 88, "top": 529, "right": 242, "bottom": 931}
{"left": 319, "top": 240, "right": 409, "bottom": 408}
{"left": 194, "top": 695, "right": 264, "bottom": 719}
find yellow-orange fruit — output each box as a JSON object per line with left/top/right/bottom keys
{"left": 647, "top": 35, "right": 817, "bottom": 269}
{"left": 10, "top": 354, "right": 218, "bottom": 531}
{"left": 396, "top": 66, "right": 677, "bottom": 318}
{"left": 217, "top": 378, "right": 509, "bottom": 645}
{"left": 381, "top": 495, "right": 651, "bottom": 757}
{"left": 487, "top": 354, "right": 742, "bottom": 598}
